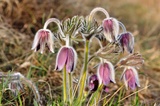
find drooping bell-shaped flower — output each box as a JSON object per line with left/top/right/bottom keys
{"left": 55, "top": 46, "right": 77, "bottom": 73}
{"left": 102, "top": 18, "right": 119, "bottom": 42}
{"left": 121, "top": 66, "right": 140, "bottom": 90}
{"left": 97, "top": 60, "right": 116, "bottom": 86}
{"left": 88, "top": 74, "right": 99, "bottom": 92}
{"left": 31, "top": 29, "right": 54, "bottom": 54}
{"left": 118, "top": 32, "right": 134, "bottom": 54}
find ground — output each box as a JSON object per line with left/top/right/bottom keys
{"left": 0, "top": 0, "right": 160, "bottom": 106}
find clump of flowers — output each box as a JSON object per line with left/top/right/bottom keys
{"left": 31, "top": 7, "right": 144, "bottom": 105}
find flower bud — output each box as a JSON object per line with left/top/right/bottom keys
{"left": 118, "top": 32, "right": 134, "bottom": 54}
{"left": 55, "top": 46, "right": 77, "bottom": 73}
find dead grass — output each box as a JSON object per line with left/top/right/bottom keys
{"left": 0, "top": 0, "right": 160, "bottom": 105}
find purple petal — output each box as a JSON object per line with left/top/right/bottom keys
{"left": 39, "top": 30, "right": 48, "bottom": 53}
{"left": 98, "top": 63, "right": 110, "bottom": 85}
{"left": 123, "top": 67, "right": 140, "bottom": 90}
{"left": 31, "top": 29, "right": 43, "bottom": 51}
{"left": 103, "top": 86, "right": 109, "bottom": 93}
{"left": 31, "top": 29, "right": 54, "bottom": 53}
{"left": 66, "top": 47, "right": 75, "bottom": 73}
{"left": 88, "top": 75, "right": 99, "bottom": 91}
{"left": 131, "top": 67, "right": 140, "bottom": 87}
{"left": 102, "top": 18, "right": 119, "bottom": 42}
{"left": 89, "top": 74, "right": 98, "bottom": 82}
{"left": 103, "top": 19, "right": 113, "bottom": 33}
{"left": 125, "top": 69, "right": 136, "bottom": 90}
{"left": 102, "top": 63, "right": 111, "bottom": 85}
{"left": 55, "top": 47, "right": 68, "bottom": 71}
{"left": 123, "top": 73, "right": 129, "bottom": 90}
{"left": 119, "top": 32, "right": 134, "bottom": 53}
{"left": 106, "top": 61, "right": 116, "bottom": 83}
{"left": 89, "top": 83, "right": 95, "bottom": 91}
{"left": 46, "top": 29, "right": 54, "bottom": 53}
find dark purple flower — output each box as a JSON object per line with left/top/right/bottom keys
{"left": 55, "top": 46, "right": 77, "bottom": 73}
{"left": 102, "top": 18, "right": 119, "bottom": 42}
{"left": 118, "top": 32, "right": 134, "bottom": 53}
{"left": 97, "top": 60, "right": 116, "bottom": 86}
{"left": 121, "top": 67, "right": 140, "bottom": 90}
{"left": 88, "top": 74, "right": 99, "bottom": 91}
{"left": 31, "top": 29, "right": 54, "bottom": 54}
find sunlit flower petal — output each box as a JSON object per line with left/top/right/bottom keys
{"left": 102, "top": 18, "right": 119, "bottom": 42}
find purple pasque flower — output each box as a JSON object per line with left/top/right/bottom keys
{"left": 102, "top": 17, "right": 119, "bottom": 42}
{"left": 97, "top": 60, "right": 116, "bottom": 86}
{"left": 31, "top": 29, "right": 54, "bottom": 54}
{"left": 88, "top": 74, "right": 99, "bottom": 92}
{"left": 121, "top": 66, "right": 140, "bottom": 90}
{"left": 118, "top": 32, "right": 134, "bottom": 54}
{"left": 55, "top": 46, "right": 77, "bottom": 73}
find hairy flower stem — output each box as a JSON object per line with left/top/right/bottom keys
{"left": 118, "top": 21, "right": 126, "bottom": 32}
{"left": 43, "top": 18, "right": 65, "bottom": 37}
{"left": 89, "top": 7, "right": 109, "bottom": 22}
{"left": 63, "top": 66, "right": 67, "bottom": 103}
{"left": 78, "top": 40, "right": 89, "bottom": 102}
{"left": 68, "top": 73, "right": 73, "bottom": 105}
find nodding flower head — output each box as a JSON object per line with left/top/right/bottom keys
{"left": 55, "top": 46, "right": 77, "bottom": 73}
{"left": 97, "top": 60, "right": 116, "bottom": 86}
{"left": 31, "top": 29, "right": 54, "bottom": 54}
{"left": 102, "top": 18, "right": 119, "bottom": 42}
{"left": 122, "top": 67, "right": 140, "bottom": 90}
{"left": 88, "top": 74, "right": 99, "bottom": 92}
{"left": 118, "top": 32, "right": 134, "bottom": 54}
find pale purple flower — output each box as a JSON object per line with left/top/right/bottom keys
{"left": 97, "top": 60, "right": 116, "bottom": 86}
{"left": 55, "top": 46, "right": 77, "bottom": 73}
{"left": 118, "top": 32, "right": 134, "bottom": 53}
{"left": 102, "top": 18, "right": 119, "bottom": 42}
{"left": 88, "top": 74, "right": 99, "bottom": 91}
{"left": 31, "top": 29, "right": 54, "bottom": 54}
{"left": 122, "top": 67, "right": 140, "bottom": 90}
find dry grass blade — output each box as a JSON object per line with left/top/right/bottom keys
{"left": 118, "top": 85, "right": 150, "bottom": 103}
{"left": 103, "top": 85, "right": 124, "bottom": 106}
